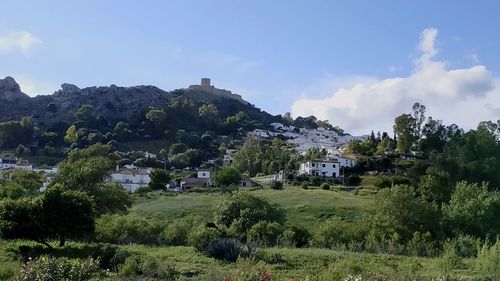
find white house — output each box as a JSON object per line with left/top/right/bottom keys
{"left": 0, "top": 158, "right": 17, "bottom": 170}
{"left": 0, "top": 158, "right": 32, "bottom": 170}
{"left": 330, "top": 155, "right": 357, "bottom": 168}
{"left": 223, "top": 154, "right": 234, "bottom": 166}
{"left": 299, "top": 159, "right": 340, "bottom": 178}
{"left": 109, "top": 166, "right": 151, "bottom": 193}
{"left": 198, "top": 170, "right": 211, "bottom": 179}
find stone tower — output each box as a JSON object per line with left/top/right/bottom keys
{"left": 201, "top": 78, "right": 211, "bottom": 88}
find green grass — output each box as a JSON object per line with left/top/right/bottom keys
{"left": 131, "top": 188, "right": 373, "bottom": 228}
{"left": 0, "top": 240, "right": 480, "bottom": 280}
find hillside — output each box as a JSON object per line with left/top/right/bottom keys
{"left": 0, "top": 77, "right": 280, "bottom": 130}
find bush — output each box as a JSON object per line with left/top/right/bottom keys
{"left": 215, "top": 193, "right": 285, "bottom": 241}
{"left": 345, "top": 175, "right": 362, "bottom": 186}
{"left": 406, "top": 231, "right": 439, "bottom": 257}
{"left": 95, "top": 214, "right": 165, "bottom": 245}
{"left": 91, "top": 244, "right": 130, "bottom": 271}
{"left": 444, "top": 235, "right": 481, "bottom": 258}
{"left": 476, "top": 239, "right": 500, "bottom": 281}
{"left": 312, "top": 218, "right": 367, "bottom": 251}
{"left": 20, "top": 256, "right": 100, "bottom": 281}
{"left": 276, "top": 225, "right": 311, "bottom": 248}
{"left": 163, "top": 216, "right": 203, "bottom": 246}
{"left": 119, "top": 255, "right": 177, "bottom": 279}
{"left": 320, "top": 183, "right": 330, "bottom": 190}
{"left": 206, "top": 238, "right": 242, "bottom": 262}
{"left": 270, "top": 180, "right": 283, "bottom": 190}
{"left": 247, "top": 221, "right": 284, "bottom": 247}
{"left": 309, "top": 176, "right": 321, "bottom": 186}
{"left": 188, "top": 225, "right": 221, "bottom": 251}
{"left": 373, "top": 175, "right": 410, "bottom": 188}
{"left": 300, "top": 183, "right": 309, "bottom": 190}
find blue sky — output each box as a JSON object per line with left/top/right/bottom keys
{"left": 1, "top": 1, "right": 499, "bottom": 134}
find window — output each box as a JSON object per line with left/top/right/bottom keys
{"left": 312, "top": 163, "right": 315, "bottom": 167}
{"left": 333, "top": 165, "right": 336, "bottom": 168}
{"left": 322, "top": 172, "right": 326, "bottom": 176}
{"left": 322, "top": 164, "right": 326, "bottom": 167}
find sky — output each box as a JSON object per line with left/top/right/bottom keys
{"left": 1, "top": 0, "right": 499, "bottom": 135}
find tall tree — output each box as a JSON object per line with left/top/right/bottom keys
{"left": 393, "top": 114, "right": 416, "bottom": 154}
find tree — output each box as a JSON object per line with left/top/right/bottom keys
{"left": 42, "top": 185, "right": 95, "bottom": 246}
{"left": 169, "top": 143, "right": 188, "bottom": 156}
{"left": 393, "top": 114, "right": 416, "bottom": 154}
{"left": 145, "top": 107, "right": 167, "bottom": 135}
{"left": 64, "top": 125, "right": 78, "bottom": 144}
{"left": 443, "top": 181, "right": 500, "bottom": 238}
{"left": 411, "top": 102, "right": 426, "bottom": 140}
{"left": 417, "top": 166, "right": 450, "bottom": 205}
{"left": 214, "top": 166, "right": 241, "bottom": 187}
{"left": 214, "top": 193, "right": 285, "bottom": 240}
{"left": 370, "top": 185, "right": 441, "bottom": 242}
{"left": 15, "top": 144, "right": 27, "bottom": 157}
{"left": 233, "top": 133, "right": 262, "bottom": 176}
{"left": 149, "top": 169, "right": 171, "bottom": 190}
{"left": 0, "top": 198, "right": 49, "bottom": 247}
{"left": 199, "top": 104, "right": 219, "bottom": 121}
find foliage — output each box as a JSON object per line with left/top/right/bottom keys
{"left": 312, "top": 218, "right": 367, "bottom": 250}
{"left": 205, "top": 238, "right": 255, "bottom": 262}
{"left": 214, "top": 166, "right": 241, "bottom": 187}
{"left": 320, "top": 183, "right": 330, "bottom": 190}
{"left": 443, "top": 181, "right": 500, "bottom": 238}
{"left": 372, "top": 175, "right": 410, "bottom": 188}
{"left": 188, "top": 225, "right": 221, "bottom": 251}
{"left": 270, "top": 180, "right": 283, "bottom": 190}
{"left": 42, "top": 185, "right": 95, "bottom": 246}
{"left": 476, "top": 239, "right": 500, "bottom": 281}
{"left": 214, "top": 193, "right": 285, "bottom": 241}
{"left": 149, "top": 169, "right": 170, "bottom": 190}
{"left": 444, "top": 235, "right": 481, "bottom": 258}
{"left": 0, "top": 198, "right": 47, "bottom": 246}
{"left": 20, "top": 256, "right": 100, "bottom": 281}
{"left": 247, "top": 221, "right": 284, "bottom": 247}
{"left": 95, "top": 214, "right": 164, "bottom": 245}
{"left": 369, "top": 185, "right": 441, "bottom": 243}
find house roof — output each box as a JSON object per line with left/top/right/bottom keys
{"left": 303, "top": 159, "right": 340, "bottom": 163}
{"left": 181, "top": 178, "right": 212, "bottom": 186}
{"left": 113, "top": 168, "right": 150, "bottom": 175}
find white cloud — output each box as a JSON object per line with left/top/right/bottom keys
{"left": 291, "top": 27, "right": 500, "bottom": 135}
{"left": 0, "top": 30, "right": 42, "bottom": 55}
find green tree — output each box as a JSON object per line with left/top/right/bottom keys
{"left": 417, "top": 166, "right": 450, "bottom": 205}
{"left": 214, "top": 193, "right": 285, "bottom": 241}
{"left": 0, "top": 198, "right": 49, "bottom": 247}
{"left": 149, "top": 169, "right": 171, "bottom": 190}
{"left": 214, "top": 166, "right": 241, "bottom": 187}
{"left": 169, "top": 143, "right": 188, "bottom": 156}
{"left": 370, "top": 185, "right": 441, "bottom": 242}
{"left": 64, "top": 125, "right": 78, "bottom": 144}
{"left": 145, "top": 107, "right": 167, "bottom": 134}
{"left": 42, "top": 185, "right": 95, "bottom": 246}
{"left": 443, "top": 181, "right": 500, "bottom": 238}
{"left": 393, "top": 113, "right": 416, "bottom": 154}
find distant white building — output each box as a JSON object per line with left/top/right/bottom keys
{"left": 109, "top": 165, "right": 151, "bottom": 193}
{"left": 327, "top": 155, "right": 357, "bottom": 168}
{"left": 0, "top": 158, "right": 32, "bottom": 170}
{"left": 197, "top": 170, "right": 211, "bottom": 179}
{"left": 299, "top": 159, "right": 340, "bottom": 178}
{"left": 223, "top": 154, "right": 234, "bottom": 166}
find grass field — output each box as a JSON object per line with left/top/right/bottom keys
{"left": 0, "top": 240, "right": 479, "bottom": 280}
{"left": 130, "top": 187, "right": 374, "bottom": 228}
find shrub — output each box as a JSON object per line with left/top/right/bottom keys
{"left": 163, "top": 216, "right": 203, "bottom": 246}
{"left": 215, "top": 193, "right": 285, "bottom": 241}
{"left": 476, "top": 239, "right": 500, "bottom": 281}
{"left": 443, "top": 235, "right": 481, "bottom": 258}
{"left": 309, "top": 176, "right": 321, "bottom": 186}
{"left": 188, "top": 225, "right": 221, "bottom": 251}
{"left": 300, "top": 183, "right": 309, "bottom": 190}
{"left": 320, "top": 183, "right": 330, "bottom": 190}
{"left": 206, "top": 238, "right": 242, "bottom": 262}
{"left": 312, "top": 218, "right": 367, "bottom": 251}
{"left": 20, "top": 256, "right": 100, "bottom": 281}
{"left": 270, "top": 181, "right": 283, "bottom": 190}
{"left": 91, "top": 244, "right": 130, "bottom": 271}
{"left": 345, "top": 175, "right": 362, "bottom": 186}
{"left": 373, "top": 175, "right": 410, "bottom": 188}
{"left": 406, "top": 231, "right": 440, "bottom": 257}
{"left": 119, "top": 255, "right": 177, "bottom": 279}
{"left": 247, "top": 221, "right": 284, "bottom": 247}
{"left": 95, "top": 214, "right": 165, "bottom": 245}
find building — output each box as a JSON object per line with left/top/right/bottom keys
{"left": 299, "top": 159, "right": 340, "bottom": 178}
{"left": 0, "top": 158, "right": 32, "bottom": 170}
{"left": 0, "top": 158, "right": 17, "bottom": 170}
{"left": 188, "top": 78, "right": 249, "bottom": 105}
{"left": 328, "top": 155, "right": 357, "bottom": 168}
{"left": 223, "top": 154, "right": 234, "bottom": 166}
{"left": 109, "top": 165, "right": 151, "bottom": 193}
{"left": 180, "top": 177, "right": 213, "bottom": 189}
{"left": 198, "top": 170, "right": 211, "bottom": 179}
{"left": 239, "top": 175, "right": 257, "bottom": 188}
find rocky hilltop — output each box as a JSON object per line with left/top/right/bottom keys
{"left": 0, "top": 77, "right": 273, "bottom": 129}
